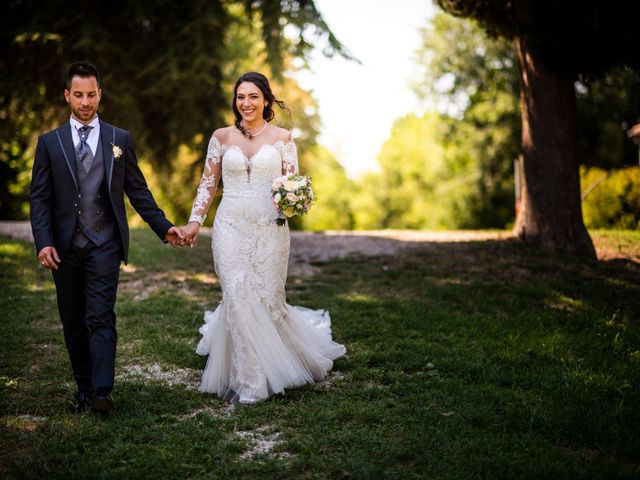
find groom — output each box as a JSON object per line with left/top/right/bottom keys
{"left": 30, "top": 62, "right": 185, "bottom": 415}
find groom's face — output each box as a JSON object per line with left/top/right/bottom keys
{"left": 64, "top": 75, "right": 101, "bottom": 124}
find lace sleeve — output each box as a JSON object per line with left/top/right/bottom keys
{"left": 189, "top": 136, "right": 223, "bottom": 225}
{"left": 282, "top": 140, "right": 299, "bottom": 175}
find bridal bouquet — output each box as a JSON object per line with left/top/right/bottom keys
{"left": 272, "top": 174, "right": 315, "bottom": 226}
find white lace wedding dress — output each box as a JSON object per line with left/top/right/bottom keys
{"left": 188, "top": 133, "right": 346, "bottom": 404}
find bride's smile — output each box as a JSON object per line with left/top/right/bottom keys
{"left": 236, "top": 81, "right": 268, "bottom": 130}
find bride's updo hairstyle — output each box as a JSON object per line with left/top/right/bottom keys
{"left": 232, "top": 72, "right": 291, "bottom": 138}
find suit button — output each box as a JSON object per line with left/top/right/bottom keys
{"left": 96, "top": 211, "right": 100, "bottom": 215}
{"left": 97, "top": 195, "right": 101, "bottom": 199}
{"left": 74, "top": 203, "right": 78, "bottom": 207}
{"left": 96, "top": 227, "right": 101, "bottom": 232}
{"left": 77, "top": 210, "right": 82, "bottom": 215}
{"left": 78, "top": 194, "right": 82, "bottom": 198}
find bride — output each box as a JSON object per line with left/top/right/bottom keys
{"left": 182, "top": 72, "right": 346, "bottom": 404}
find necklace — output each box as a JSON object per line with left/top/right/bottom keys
{"left": 242, "top": 121, "right": 267, "bottom": 138}
{"left": 239, "top": 121, "right": 268, "bottom": 183}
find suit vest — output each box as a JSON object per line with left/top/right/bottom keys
{"left": 71, "top": 138, "right": 118, "bottom": 248}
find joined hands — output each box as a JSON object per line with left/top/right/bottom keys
{"left": 39, "top": 225, "right": 196, "bottom": 268}
{"left": 165, "top": 226, "right": 186, "bottom": 247}
{"left": 182, "top": 222, "right": 200, "bottom": 248}
{"left": 164, "top": 223, "right": 200, "bottom": 248}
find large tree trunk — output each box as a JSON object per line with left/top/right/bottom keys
{"left": 514, "top": 34, "right": 596, "bottom": 258}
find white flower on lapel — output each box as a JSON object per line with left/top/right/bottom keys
{"left": 111, "top": 143, "right": 123, "bottom": 161}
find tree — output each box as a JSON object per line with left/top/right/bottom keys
{"left": 352, "top": 113, "right": 454, "bottom": 230}
{"left": 301, "top": 145, "right": 354, "bottom": 231}
{"left": 435, "top": 0, "right": 640, "bottom": 257}
{"left": 576, "top": 67, "right": 640, "bottom": 171}
{"left": 415, "top": 11, "right": 640, "bottom": 229}
{"left": 414, "top": 12, "right": 520, "bottom": 228}
{"left": 376, "top": 113, "right": 448, "bottom": 229}
{"left": 0, "top": 0, "right": 350, "bottom": 220}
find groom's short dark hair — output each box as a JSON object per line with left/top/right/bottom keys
{"left": 66, "top": 62, "right": 100, "bottom": 89}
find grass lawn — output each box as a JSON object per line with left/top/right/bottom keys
{"left": 1, "top": 229, "right": 639, "bottom": 479}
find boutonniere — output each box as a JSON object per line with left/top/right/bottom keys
{"left": 111, "top": 143, "right": 123, "bottom": 161}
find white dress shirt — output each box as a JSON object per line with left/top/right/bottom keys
{"left": 70, "top": 115, "right": 101, "bottom": 157}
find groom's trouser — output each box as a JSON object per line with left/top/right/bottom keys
{"left": 52, "top": 237, "right": 121, "bottom": 394}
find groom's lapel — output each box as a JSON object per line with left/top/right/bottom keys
{"left": 100, "top": 121, "right": 115, "bottom": 190}
{"left": 54, "top": 122, "right": 79, "bottom": 191}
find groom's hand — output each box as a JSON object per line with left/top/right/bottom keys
{"left": 165, "top": 226, "right": 186, "bottom": 247}
{"left": 38, "top": 246, "right": 61, "bottom": 270}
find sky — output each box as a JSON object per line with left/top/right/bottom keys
{"left": 297, "top": 0, "right": 436, "bottom": 177}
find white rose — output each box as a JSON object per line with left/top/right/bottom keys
{"left": 111, "top": 143, "right": 123, "bottom": 160}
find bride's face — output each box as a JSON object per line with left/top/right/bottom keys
{"left": 236, "top": 82, "right": 267, "bottom": 125}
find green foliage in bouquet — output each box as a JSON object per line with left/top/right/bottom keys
{"left": 272, "top": 174, "right": 315, "bottom": 226}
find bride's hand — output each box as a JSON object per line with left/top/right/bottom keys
{"left": 183, "top": 221, "right": 201, "bottom": 248}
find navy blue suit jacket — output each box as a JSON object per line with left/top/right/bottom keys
{"left": 30, "top": 120, "right": 173, "bottom": 263}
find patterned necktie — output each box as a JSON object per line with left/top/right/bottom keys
{"left": 76, "top": 125, "right": 94, "bottom": 173}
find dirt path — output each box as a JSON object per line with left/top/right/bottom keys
{"left": 0, "top": 221, "right": 34, "bottom": 243}
{"left": 0, "top": 221, "right": 510, "bottom": 276}
{"left": 287, "top": 230, "right": 510, "bottom": 276}
{"left": 4, "top": 221, "right": 637, "bottom": 271}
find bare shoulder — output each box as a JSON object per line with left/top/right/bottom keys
{"left": 272, "top": 125, "right": 293, "bottom": 143}
{"left": 212, "top": 126, "right": 234, "bottom": 144}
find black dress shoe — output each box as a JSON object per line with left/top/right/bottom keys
{"left": 72, "top": 391, "right": 92, "bottom": 413}
{"left": 91, "top": 393, "right": 114, "bottom": 416}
